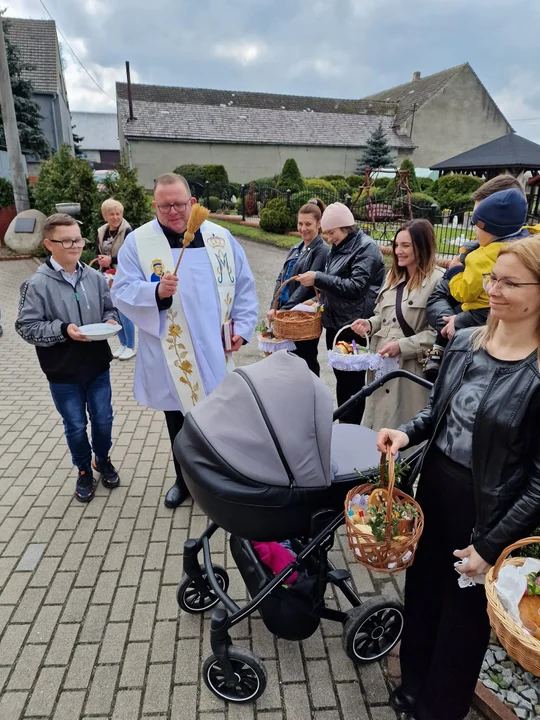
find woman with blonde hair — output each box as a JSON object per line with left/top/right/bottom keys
{"left": 96, "top": 198, "right": 136, "bottom": 360}
{"left": 352, "top": 219, "right": 443, "bottom": 434}
{"left": 377, "top": 235, "right": 540, "bottom": 720}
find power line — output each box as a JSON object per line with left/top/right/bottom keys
{"left": 38, "top": 0, "right": 115, "bottom": 102}
{"left": 509, "top": 117, "right": 540, "bottom": 123}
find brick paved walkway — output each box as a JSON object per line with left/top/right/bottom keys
{"left": 0, "top": 247, "right": 481, "bottom": 720}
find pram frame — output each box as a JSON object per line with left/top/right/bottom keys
{"left": 178, "top": 369, "right": 432, "bottom": 702}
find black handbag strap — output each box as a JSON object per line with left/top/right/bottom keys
{"left": 395, "top": 282, "right": 415, "bottom": 338}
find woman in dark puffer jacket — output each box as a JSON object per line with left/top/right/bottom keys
{"left": 297, "top": 202, "right": 384, "bottom": 423}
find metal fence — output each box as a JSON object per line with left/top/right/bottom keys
{"left": 188, "top": 181, "right": 540, "bottom": 258}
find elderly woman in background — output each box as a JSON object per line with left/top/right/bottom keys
{"left": 97, "top": 199, "right": 136, "bottom": 360}
{"left": 267, "top": 198, "right": 329, "bottom": 375}
{"left": 377, "top": 236, "right": 540, "bottom": 720}
{"left": 297, "top": 202, "right": 384, "bottom": 423}
{"left": 352, "top": 219, "right": 443, "bottom": 437}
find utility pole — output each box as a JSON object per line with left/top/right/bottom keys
{"left": 0, "top": 17, "right": 29, "bottom": 211}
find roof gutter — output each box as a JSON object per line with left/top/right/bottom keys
{"left": 121, "top": 134, "right": 415, "bottom": 150}
{"left": 51, "top": 93, "right": 60, "bottom": 151}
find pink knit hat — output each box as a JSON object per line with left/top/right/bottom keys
{"left": 321, "top": 202, "right": 355, "bottom": 232}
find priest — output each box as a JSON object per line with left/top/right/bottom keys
{"left": 113, "top": 173, "right": 258, "bottom": 508}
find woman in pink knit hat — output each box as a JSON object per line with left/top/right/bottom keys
{"left": 297, "top": 202, "right": 385, "bottom": 422}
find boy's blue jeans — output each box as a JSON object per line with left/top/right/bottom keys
{"left": 49, "top": 370, "right": 113, "bottom": 471}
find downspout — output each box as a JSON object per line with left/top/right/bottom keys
{"left": 125, "top": 138, "right": 133, "bottom": 169}
{"left": 51, "top": 93, "right": 60, "bottom": 151}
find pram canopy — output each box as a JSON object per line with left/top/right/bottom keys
{"left": 187, "top": 350, "right": 334, "bottom": 489}
{"left": 174, "top": 351, "right": 381, "bottom": 540}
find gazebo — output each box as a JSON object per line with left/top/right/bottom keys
{"left": 431, "top": 133, "right": 540, "bottom": 217}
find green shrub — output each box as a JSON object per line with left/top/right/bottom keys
{"left": 277, "top": 158, "right": 305, "bottom": 193}
{"left": 418, "top": 177, "right": 435, "bottom": 193}
{"left": 435, "top": 174, "right": 483, "bottom": 210}
{"left": 320, "top": 174, "right": 346, "bottom": 182}
{"left": 0, "top": 178, "right": 14, "bottom": 208}
{"left": 289, "top": 184, "right": 338, "bottom": 216}
{"left": 328, "top": 178, "right": 351, "bottom": 195}
{"left": 204, "top": 164, "right": 228, "bottom": 184}
{"left": 373, "top": 177, "right": 392, "bottom": 189}
{"left": 518, "top": 530, "right": 540, "bottom": 560}
{"left": 174, "top": 163, "right": 206, "bottom": 185}
{"left": 96, "top": 157, "right": 154, "bottom": 231}
{"left": 304, "top": 178, "right": 340, "bottom": 198}
{"left": 200, "top": 195, "right": 221, "bottom": 213}
{"left": 346, "top": 174, "right": 365, "bottom": 189}
{"left": 252, "top": 176, "right": 278, "bottom": 190}
{"left": 396, "top": 192, "right": 438, "bottom": 220}
{"left": 259, "top": 197, "right": 295, "bottom": 234}
{"left": 399, "top": 158, "right": 420, "bottom": 193}
{"left": 34, "top": 144, "right": 98, "bottom": 238}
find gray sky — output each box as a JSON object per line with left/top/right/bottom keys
{"left": 8, "top": 0, "right": 540, "bottom": 143}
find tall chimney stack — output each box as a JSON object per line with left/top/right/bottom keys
{"left": 126, "top": 61, "right": 135, "bottom": 121}
{"left": 412, "top": 71, "right": 421, "bottom": 82}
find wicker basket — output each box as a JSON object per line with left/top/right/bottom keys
{"left": 272, "top": 277, "right": 322, "bottom": 342}
{"left": 89, "top": 258, "right": 115, "bottom": 288}
{"left": 344, "top": 447, "right": 424, "bottom": 574}
{"left": 485, "top": 537, "right": 540, "bottom": 676}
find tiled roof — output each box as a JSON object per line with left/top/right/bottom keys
{"left": 71, "top": 112, "right": 119, "bottom": 151}
{"left": 118, "top": 97, "right": 414, "bottom": 149}
{"left": 3, "top": 17, "right": 59, "bottom": 94}
{"left": 431, "top": 133, "right": 540, "bottom": 171}
{"left": 116, "top": 83, "right": 396, "bottom": 116}
{"left": 364, "top": 64, "right": 467, "bottom": 125}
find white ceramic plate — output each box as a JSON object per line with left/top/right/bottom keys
{"left": 78, "top": 323, "right": 122, "bottom": 341}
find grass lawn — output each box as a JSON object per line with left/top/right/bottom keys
{"left": 212, "top": 219, "right": 298, "bottom": 249}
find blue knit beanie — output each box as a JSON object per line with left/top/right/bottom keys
{"left": 472, "top": 189, "right": 527, "bottom": 238}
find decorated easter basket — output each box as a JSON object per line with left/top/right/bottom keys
{"left": 344, "top": 446, "right": 424, "bottom": 574}
{"left": 328, "top": 325, "right": 400, "bottom": 379}
{"left": 272, "top": 277, "right": 322, "bottom": 342}
{"left": 485, "top": 537, "right": 540, "bottom": 676}
{"left": 89, "top": 258, "right": 115, "bottom": 288}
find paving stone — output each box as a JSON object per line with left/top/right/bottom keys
{"left": 92, "top": 571, "right": 119, "bottom": 605}
{"left": 0, "top": 571, "right": 30, "bottom": 604}
{"left": 13, "top": 540, "right": 44, "bottom": 568}
{"left": 325, "top": 636, "right": 358, "bottom": 682}
{"left": 111, "top": 689, "right": 142, "bottom": 720}
{"left": 110, "top": 586, "right": 137, "bottom": 622}
{"left": 84, "top": 665, "right": 119, "bottom": 715}
{"left": 29, "top": 556, "right": 61, "bottom": 587}
{"left": 138, "top": 570, "right": 161, "bottom": 603}
{"left": 52, "top": 690, "right": 86, "bottom": 720}
{"left": 119, "top": 642, "right": 150, "bottom": 688}
{"left": 151, "top": 621, "right": 176, "bottom": 663}
{"left": 28, "top": 604, "right": 62, "bottom": 643}
{"left": 277, "top": 637, "right": 305, "bottom": 681}
{"left": 0, "top": 622, "right": 28, "bottom": 665}
{"left": 75, "top": 556, "right": 103, "bottom": 587}
{"left": 171, "top": 685, "right": 197, "bottom": 719}
{"left": 129, "top": 603, "right": 156, "bottom": 642}
{"left": 142, "top": 663, "right": 173, "bottom": 714}
{"left": 0, "top": 691, "right": 27, "bottom": 720}
{"left": 281, "top": 683, "right": 312, "bottom": 720}
{"left": 79, "top": 604, "right": 108, "bottom": 643}
{"left": 64, "top": 644, "right": 99, "bottom": 689}
{"left": 358, "top": 661, "right": 388, "bottom": 705}
{"left": 175, "top": 637, "right": 200, "bottom": 683}
{"left": 307, "top": 659, "right": 337, "bottom": 709}
{"left": 12, "top": 586, "right": 47, "bottom": 622}
{"left": 336, "top": 682, "right": 369, "bottom": 720}
{"left": 45, "top": 623, "right": 80, "bottom": 665}
{"left": 8, "top": 644, "right": 47, "bottom": 689}
{"left": 99, "top": 622, "right": 129, "bottom": 664}
{"left": 25, "top": 666, "right": 65, "bottom": 716}
{"left": 60, "top": 587, "right": 92, "bottom": 623}
{"left": 119, "top": 556, "right": 144, "bottom": 586}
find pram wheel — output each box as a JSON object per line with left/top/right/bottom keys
{"left": 176, "top": 565, "right": 229, "bottom": 614}
{"left": 203, "top": 646, "right": 267, "bottom": 703}
{"left": 343, "top": 597, "right": 404, "bottom": 663}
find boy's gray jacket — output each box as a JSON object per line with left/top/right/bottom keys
{"left": 16, "top": 261, "right": 117, "bottom": 346}
{"left": 16, "top": 261, "right": 118, "bottom": 383}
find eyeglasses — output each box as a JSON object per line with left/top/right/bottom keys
{"left": 47, "top": 238, "right": 87, "bottom": 249}
{"left": 482, "top": 273, "right": 540, "bottom": 292}
{"left": 156, "top": 202, "right": 190, "bottom": 214}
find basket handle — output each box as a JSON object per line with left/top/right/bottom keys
{"left": 89, "top": 258, "right": 100, "bottom": 267}
{"left": 273, "top": 276, "right": 320, "bottom": 313}
{"left": 492, "top": 536, "right": 540, "bottom": 580}
{"left": 331, "top": 324, "right": 353, "bottom": 351}
{"left": 379, "top": 443, "right": 396, "bottom": 543}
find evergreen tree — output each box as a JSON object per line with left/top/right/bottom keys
{"left": 96, "top": 157, "right": 153, "bottom": 230}
{"left": 1, "top": 19, "right": 50, "bottom": 158}
{"left": 358, "top": 121, "right": 393, "bottom": 172}
{"left": 277, "top": 158, "right": 305, "bottom": 193}
{"left": 399, "top": 157, "right": 420, "bottom": 192}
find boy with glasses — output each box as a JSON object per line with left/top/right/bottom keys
{"left": 16, "top": 213, "right": 120, "bottom": 503}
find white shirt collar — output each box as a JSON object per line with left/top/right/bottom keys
{"left": 50, "top": 257, "right": 79, "bottom": 276}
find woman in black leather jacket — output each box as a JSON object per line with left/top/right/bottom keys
{"left": 298, "top": 202, "right": 384, "bottom": 422}
{"left": 267, "top": 199, "right": 329, "bottom": 375}
{"left": 377, "top": 235, "right": 540, "bottom": 720}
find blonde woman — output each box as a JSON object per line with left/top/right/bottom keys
{"left": 96, "top": 199, "right": 135, "bottom": 360}
{"left": 352, "top": 219, "right": 443, "bottom": 434}
{"left": 377, "top": 236, "right": 540, "bottom": 720}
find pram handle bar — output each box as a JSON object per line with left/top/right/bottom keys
{"left": 332, "top": 369, "right": 432, "bottom": 422}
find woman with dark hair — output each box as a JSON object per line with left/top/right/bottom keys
{"left": 352, "top": 219, "right": 443, "bottom": 434}
{"left": 267, "top": 198, "right": 329, "bottom": 375}
{"left": 376, "top": 235, "right": 540, "bottom": 720}
{"left": 297, "top": 202, "right": 385, "bottom": 422}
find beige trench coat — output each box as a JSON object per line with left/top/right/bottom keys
{"left": 362, "top": 267, "right": 444, "bottom": 435}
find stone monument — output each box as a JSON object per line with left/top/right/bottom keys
{"left": 4, "top": 208, "right": 47, "bottom": 255}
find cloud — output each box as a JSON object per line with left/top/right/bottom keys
{"left": 213, "top": 41, "right": 266, "bottom": 67}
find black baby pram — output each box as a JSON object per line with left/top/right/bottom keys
{"left": 174, "top": 350, "right": 430, "bottom": 703}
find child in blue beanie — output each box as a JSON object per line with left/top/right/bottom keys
{"left": 425, "top": 188, "right": 527, "bottom": 378}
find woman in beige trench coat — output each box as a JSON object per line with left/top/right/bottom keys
{"left": 352, "top": 219, "right": 443, "bottom": 436}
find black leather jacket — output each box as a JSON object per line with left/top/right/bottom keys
{"left": 398, "top": 328, "right": 540, "bottom": 565}
{"left": 271, "top": 235, "right": 329, "bottom": 310}
{"left": 315, "top": 229, "right": 385, "bottom": 330}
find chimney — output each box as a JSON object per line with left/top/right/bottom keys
{"left": 412, "top": 71, "right": 421, "bottom": 82}
{"left": 126, "top": 61, "right": 135, "bottom": 121}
